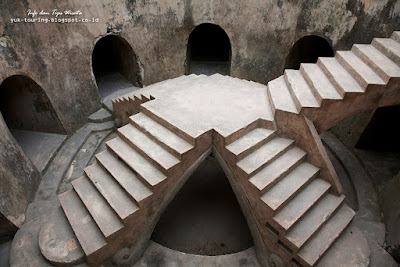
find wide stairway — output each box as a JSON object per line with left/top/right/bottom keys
{"left": 224, "top": 128, "right": 355, "bottom": 266}
{"left": 38, "top": 31, "right": 400, "bottom": 266}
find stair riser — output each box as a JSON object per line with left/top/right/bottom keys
{"left": 105, "top": 144, "right": 163, "bottom": 189}
{"left": 231, "top": 131, "right": 277, "bottom": 162}
{"left": 140, "top": 105, "right": 196, "bottom": 145}
{"left": 270, "top": 171, "right": 319, "bottom": 215}
{"left": 70, "top": 182, "right": 124, "bottom": 242}
{"left": 392, "top": 31, "right": 400, "bottom": 43}
{"left": 259, "top": 155, "right": 307, "bottom": 196}
{"left": 271, "top": 188, "right": 330, "bottom": 235}
{"left": 283, "top": 201, "right": 345, "bottom": 253}
{"left": 224, "top": 119, "right": 274, "bottom": 146}
{"left": 372, "top": 39, "right": 400, "bottom": 66}
{"left": 352, "top": 46, "right": 391, "bottom": 83}
{"left": 129, "top": 118, "right": 186, "bottom": 160}
{"left": 94, "top": 154, "right": 154, "bottom": 207}
{"left": 294, "top": 214, "right": 354, "bottom": 267}
{"left": 117, "top": 130, "right": 177, "bottom": 176}
{"left": 85, "top": 166, "right": 150, "bottom": 216}
{"left": 300, "top": 68, "right": 324, "bottom": 103}
{"left": 335, "top": 53, "right": 369, "bottom": 89}
{"left": 283, "top": 72, "right": 304, "bottom": 112}
{"left": 237, "top": 142, "right": 294, "bottom": 178}
{"left": 299, "top": 65, "right": 343, "bottom": 101}
{"left": 317, "top": 60, "right": 349, "bottom": 96}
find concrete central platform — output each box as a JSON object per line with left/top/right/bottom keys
{"left": 130, "top": 74, "right": 274, "bottom": 139}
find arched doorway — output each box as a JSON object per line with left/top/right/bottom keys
{"left": 92, "top": 35, "right": 142, "bottom": 99}
{"left": 0, "top": 75, "right": 66, "bottom": 173}
{"left": 186, "top": 23, "right": 232, "bottom": 76}
{"left": 152, "top": 155, "right": 253, "bottom": 255}
{"left": 285, "top": 35, "right": 334, "bottom": 70}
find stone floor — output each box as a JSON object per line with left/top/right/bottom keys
{"left": 140, "top": 74, "right": 273, "bottom": 139}
{"left": 96, "top": 72, "right": 135, "bottom": 100}
{"left": 11, "top": 129, "right": 67, "bottom": 174}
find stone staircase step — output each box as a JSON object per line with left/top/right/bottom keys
{"left": 84, "top": 163, "right": 139, "bottom": 219}
{"left": 261, "top": 163, "right": 319, "bottom": 213}
{"left": 106, "top": 137, "right": 167, "bottom": 188}
{"left": 95, "top": 150, "right": 152, "bottom": 205}
{"left": 300, "top": 64, "right": 343, "bottom": 100}
{"left": 237, "top": 137, "right": 294, "bottom": 177}
{"left": 392, "top": 31, "right": 400, "bottom": 43}
{"left": 284, "top": 69, "right": 321, "bottom": 108}
{"left": 140, "top": 106, "right": 196, "bottom": 146}
{"left": 274, "top": 178, "right": 331, "bottom": 232}
{"left": 118, "top": 124, "right": 180, "bottom": 174}
{"left": 353, "top": 44, "right": 400, "bottom": 82}
{"left": 285, "top": 194, "right": 345, "bottom": 251}
{"left": 130, "top": 113, "right": 194, "bottom": 159}
{"left": 71, "top": 176, "right": 124, "bottom": 239}
{"left": 226, "top": 128, "right": 275, "bottom": 161}
{"left": 336, "top": 51, "right": 386, "bottom": 88}
{"left": 372, "top": 37, "right": 400, "bottom": 66}
{"left": 297, "top": 204, "right": 355, "bottom": 266}
{"left": 249, "top": 147, "right": 306, "bottom": 194}
{"left": 267, "top": 76, "right": 299, "bottom": 113}
{"left": 317, "top": 57, "right": 364, "bottom": 94}
{"left": 59, "top": 189, "right": 107, "bottom": 256}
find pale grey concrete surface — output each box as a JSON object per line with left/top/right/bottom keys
{"left": 133, "top": 241, "right": 261, "bottom": 267}
{"left": 11, "top": 129, "right": 67, "bottom": 174}
{"left": 139, "top": 74, "right": 273, "bottom": 139}
{"left": 96, "top": 72, "right": 134, "bottom": 100}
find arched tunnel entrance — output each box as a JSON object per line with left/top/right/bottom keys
{"left": 186, "top": 23, "right": 232, "bottom": 76}
{"left": 0, "top": 75, "right": 67, "bottom": 173}
{"left": 151, "top": 155, "right": 253, "bottom": 255}
{"left": 92, "top": 35, "right": 142, "bottom": 99}
{"left": 285, "top": 35, "right": 334, "bottom": 70}
{"left": 356, "top": 105, "right": 400, "bottom": 152}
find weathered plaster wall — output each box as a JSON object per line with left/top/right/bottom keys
{"left": 0, "top": 114, "right": 41, "bottom": 231}
{"left": 1, "top": 0, "right": 399, "bottom": 133}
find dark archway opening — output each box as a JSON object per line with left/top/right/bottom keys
{"left": 356, "top": 105, "right": 400, "bottom": 152}
{"left": 151, "top": 155, "right": 253, "bottom": 255}
{"left": 285, "top": 35, "right": 334, "bottom": 70}
{"left": 0, "top": 75, "right": 67, "bottom": 173}
{"left": 186, "top": 23, "right": 231, "bottom": 76}
{"left": 92, "top": 35, "right": 141, "bottom": 99}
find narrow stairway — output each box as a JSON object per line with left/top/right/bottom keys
{"left": 268, "top": 31, "right": 400, "bottom": 132}
{"left": 41, "top": 112, "right": 195, "bottom": 265}
{"left": 225, "top": 127, "right": 355, "bottom": 266}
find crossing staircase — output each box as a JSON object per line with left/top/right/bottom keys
{"left": 221, "top": 127, "right": 355, "bottom": 266}
{"left": 40, "top": 110, "right": 213, "bottom": 266}
{"left": 269, "top": 31, "right": 400, "bottom": 133}
{"left": 39, "top": 31, "right": 400, "bottom": 266}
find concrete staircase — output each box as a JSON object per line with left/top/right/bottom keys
{"left": 268, "top": 31, "right": 400, "bottom": 133}
{"left": 38, "top": 31, "right": 400, "bottom": 266}
{"left": 224, "top": 128, "right": 355, "bottom": 266}
{"left": 41, "top": 111, "right": 200, "bottom": 265}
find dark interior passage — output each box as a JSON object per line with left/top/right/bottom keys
{"left": 186, "top": 23, "right": 231, "bottom": 75}
{"left": 285, "top": 35, "right": 334, "bottom": 70}
{"left": 151, "top": 155, "right": 253, "bottom": 255}
{"left": 356, "top": 105, "right": 400, "bottom": 152}
{"left": 92, "top": 35, "right": 140, "bottom": 98}
{"left": 0, "top": 75, "right": 64, "bottom": 134}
